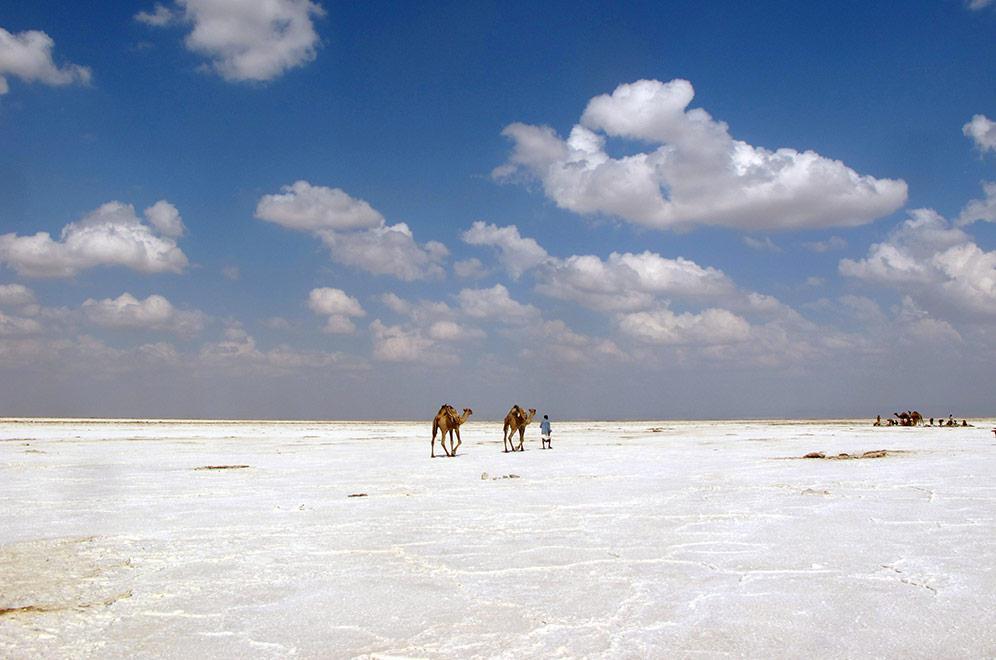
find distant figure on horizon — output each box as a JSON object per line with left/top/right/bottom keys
{"left": 874, "top": 415, "right": 882, "bottom": 426}
{"left": 540, "top": 415, "right": 552, "bottom": 449}
{"left": 929, "top": 417, "right": 934, "bottom": 426}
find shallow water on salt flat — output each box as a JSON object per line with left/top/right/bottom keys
{"left": 1, "top": 418, "right": 995, "bottom": 658}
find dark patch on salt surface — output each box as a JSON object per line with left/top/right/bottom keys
{"left": 347, "top": 493, "right": 368, "bottom": 498}
{"left": 0, "top": 590, "right": 132, "bottom": 617}
{"left": 0, "top": 604, "right": 55, "bottom": 616}
{"left": 193, "top": 464, "right": 250, "bottom": 470}
{"left": 801, "top": 488, "right": 830, "bottom": 495}
{"left": 881, "top": 565, "right": 937, "bottom": 594}
{"left": 794, "top": 450, "right": 904, "bottom": 460}
{"left": 481, "top": 472, "right": 521, "bottom": 480}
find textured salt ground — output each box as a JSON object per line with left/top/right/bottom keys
{"left": 1, "top": 419, "right": 995, "bottom": 658}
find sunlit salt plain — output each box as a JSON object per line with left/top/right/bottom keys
{"left": 2, "top": 418, "right": 995, "bottom": 658}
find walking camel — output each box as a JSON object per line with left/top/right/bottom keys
{"left": 431, "top": 404, "right": 473, "bottom": 457}
{"left": 503, "top": 405, "right": 537, "bottom": 452}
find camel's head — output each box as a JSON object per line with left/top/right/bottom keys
{"left": 528, "top": 408, "right": 536, "bottom": 416}
{"left": 464, "top": 408, "right": 473, "bottom": 415}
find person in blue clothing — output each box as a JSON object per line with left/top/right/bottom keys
{"left": 540, "top": 414, "right": 552, "bottom": 449}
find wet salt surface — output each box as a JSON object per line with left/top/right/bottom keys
{"left": 1, "top": 418, "right": 995, "bottom": 658}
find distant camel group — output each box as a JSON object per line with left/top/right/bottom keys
{"left": 431, "top": 404, "right": 537, "bottom": 457}
{"left": 874, "top": 411, "right": 973, "bottom": 427}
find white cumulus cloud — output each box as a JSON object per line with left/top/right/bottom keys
{"left": 198, "top": 323, "right": 359, "bottom": 374}
{"left": 453, "top": 257, "right": 489, "bottom": 279}
{"left": 427, "top": 320, "right": 485, "bottom": 342}
{"left": 462, "top": 221, "right": 550, "bottom": 278}
{"left": 257, "top": 181, "right": 446, "bottom": 281}
{"left": 319, "top": 224, "right": 448, "bottom": 281}
{"left": 0, "top": 201, "right": 189, "bottom": 278}
{"left": 519, "top": 318, "right": 626, "bottom": 365}
{"left": 308, "top": 287, "right": 365, "bottom": 334}
{"left": 617, "top": 307, "right": 751, "bottom": 346}
{"left": 368, "top": 292, "right": 483, "bottom": 361}
{"left": 537, "top": 250, "right": 736, "bottom": 312}
{"left": 369, "top": 319, "right": 439, "bottom": 363}
{"left": 135, "top": 4, "right": 176, "bottom": 26}
{"left": 840, "top": 208, "right": 996, "bottom": 317}
{"left": 82, "top": 292, "right": 206, "bottom": 336}
{"left": 137, "top": 0, "right": 324, "bottom": 82}
{"left": 0, "top": 26, "right": 90, "bottom": 95}
{"left": 0, "top": 312, "right": 42, "bottom": 336}
{"left": 957, "top": 181, "right": 996, "bottom": 226}
{"left": 496, "top": 79, "right": 907, "bottom": 231}
{"left": 255, "top": 181, "right": 384, "bottom": 232}
{"left": 963, "top": 114, "right": 996, "bottom": 152}
{"left": 0, "top": 283, "right": 35, "bottom": 307}
{"left": 143, "top": 200, "right": 186, "bottom": 238}
{"left": 458, "top": 284, "right": 539, "bottom": 321}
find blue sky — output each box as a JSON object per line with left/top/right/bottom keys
{"left": 0, "top": 0, "right": 994, "bottom": 419}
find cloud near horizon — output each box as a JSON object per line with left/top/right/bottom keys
{"left": 495, "top": 79, "right": 908, "bottom": 232}
{"left": 616, "top": 307, "right": 751, "bottom": 346}
{"left": 82, "top": 292, "right": 206, "bottom": 336}
{"left": 840, "top": 207, "right": 996, "bottom": 318}
{"left": 0, "top": 201, "right": 189, "bottom": 278}
{"left": 0, "top": 283, "right": 35, "bottom": 307}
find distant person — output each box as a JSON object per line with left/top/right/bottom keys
{"left": 874, "top": 415, "right": 882, "bottom": 427}
{"left": 929, "top": 417, "right": 934, "bottom": 426}
{"left": 540, "top": 415, "right": 552, "bottom": 449}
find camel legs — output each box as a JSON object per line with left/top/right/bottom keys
{"left": 451, "top": 428, "right": 462, "bottom": 456}
{"left": 502, "top": 425, "right": 511, "bottom": 452}
{"left": 516, "top": 427, "right": 526, "bottom": 451}
{"left": 432, "top": 427, "right": 451, "bottom": 458}
{"left": 506, "top": 426, "right": 521, "bottom": 452}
